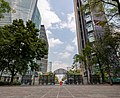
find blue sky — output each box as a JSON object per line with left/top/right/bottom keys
{"left": 37, "top": 0, "right": 77, "bottom": 71}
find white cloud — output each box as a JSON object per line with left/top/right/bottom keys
{"left": 72, "top": 37, "right": 77, "bottom": 47}
{"left": 37, "top": 0, "right": 61, "bottom": 29}
{"left": 46, "top": 30, "right": 52, "bottom": 35}
{"left": 53, "top": 52, "right": 58, "bottom": 54}
{"left": 65, "top": 44, "right": 74, "bottom": 52}
{"left": 60, "top": 12, "right": 76, "bottom": 33}
{"left": 61, "top": 12, "right": 65, "bottom": 15}
{"left": 49, "top": 38, "right": 63, "bottom": 48}
{"left": 59, "top": 51, "right": 71, "bottom": 59}
{"left": 46, "top": 30, "right": 52, "bottom": 40}
{"left": 52, "top": 61, "right": 69, "bottom": 71}
{"left": 114, "top": 28, "right": 120, "bottom": 32}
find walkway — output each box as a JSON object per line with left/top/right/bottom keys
{"left": 0, "top": 85, "right": 120, "bottom": 98}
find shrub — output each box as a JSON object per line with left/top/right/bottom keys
{"left": 0, "top": 81, "right": 21, "bottom": 86}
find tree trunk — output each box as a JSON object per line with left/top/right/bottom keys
{"left": 0, "top": 70, "right": 3, "bottom": 80}
{"left": 84, "top": 62, "right": 89, "bottom": 84}
{"left": 89, "top": 67, "right": 92, "bottom": 84}
{"left": 96, "top": 54, "right": 105, "bottom": 83}
{"left": 87, "top": 66, "right": 91, "bottom": 84}
{"left": 10, "top": 72, "right": 15, "bottom": 84}
{"left": 107, "top": 65, "right": 113, "bottom": 85}
{"left": 108, "top": 72, "right": 113, "bottom": 85}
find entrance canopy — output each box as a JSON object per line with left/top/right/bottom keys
{"left": 54, "top": 68, "right": 67, "bottom": 74}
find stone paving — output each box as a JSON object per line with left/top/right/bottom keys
{"left": 0, "top": 85, "right": 120, "bottom": 98}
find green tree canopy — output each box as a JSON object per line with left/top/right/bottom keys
{"left": 0, "top": 19, "right": 48, "bottom": 83}
{"left": 82, "top": 0, "right": 120, "bottom": 27}
{"left": 0, "top": 0, "right": 11, "bottom": 18}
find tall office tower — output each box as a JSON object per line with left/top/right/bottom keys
{"left": 73, "top": 0, "right": 87, "bottom": 54}
{"left": 0, "top": 0, "right": 42, "bottom": 77}
{"left": 0, "top": 0, "right": 38, "bottom": 26}
{"left": 39, "top": 25, "right": 49, "bottom": 73}
{"left": 32, "top": 7, "right": 41, "bottom": 30}
{"left": 73, "top": 0, "right": 106, "bottom": 76}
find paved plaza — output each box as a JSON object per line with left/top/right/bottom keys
{"left": 0, "top": 85, "right": 120, "bottom": 98}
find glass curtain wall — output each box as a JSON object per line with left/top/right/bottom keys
{"left": 11, "top": 0, "right": 38, "bottom": 22}
{"left": 0, "top": 0, "right": 38, "bottom": 26}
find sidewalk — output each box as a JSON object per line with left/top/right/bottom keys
{"left": 0, "top": 85, "right": 120, "bottom": 98}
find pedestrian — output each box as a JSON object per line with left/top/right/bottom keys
{"left": 60, "top": 81, "right": 62, "bottom": 86}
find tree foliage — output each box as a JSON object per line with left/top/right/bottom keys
{"left": 0, "top": 0, "right": 11, "bottom": 18}
{"left": 94, "top": 30, "right": 120, "bottom": 74}
{"left": 67, "top": 69, "right": 80, "bottom": 75}
{"left": 82, "top": 0, "right": 120, "bottom": 27}
{"left": 0, "top": 19, "right": 48, "bottom": 83}
{"left": 73, "top": 29, "right": 120, "bottom": 83}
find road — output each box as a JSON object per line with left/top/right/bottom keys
{"left": 0, "top": 85, "right": 120, "bottom": 98}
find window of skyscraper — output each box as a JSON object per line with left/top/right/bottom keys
{"left": 85, "top": 14, "right": 92, "bottom": 23}
{"left": 88, "top": 33, "right": 95, "bottom": 42}
{"left": 81, "top": 0, "right": 88, "bottom": 5}
{"left": 86, "top": 22, "right": 94, "bottom": 32}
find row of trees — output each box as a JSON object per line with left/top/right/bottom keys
{"left": 72, "top": 0, "right": 120, "bottom": 84}
{"left": 0, "top": 19, "right": 48, "bottom": 83}
{"left": 73, "top": 27, "right": 120, "bottom": 84}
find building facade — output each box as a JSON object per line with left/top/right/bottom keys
{"left": 73, "top": 0, "right": 106, "bottom": 77}
{"left": 32, "top": 7, "right": 41, "bottom": 30}
{"left": 0, "top": 0, "right": 38, "bottom": 26}
{"left": 39, "top": 25, "right": 49, "bottom": 73}
{"left": 0, "top": 0, "right": 42, "bottom": 83}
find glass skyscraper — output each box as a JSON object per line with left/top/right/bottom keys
{"left": 0, "top": 0, "right": 41, "bottom": 27}
{"left": 32, "top": 7, "right": 41, "bottom": 30}
{"left": 0, "top": 0, "right": 42, "bottom": 83}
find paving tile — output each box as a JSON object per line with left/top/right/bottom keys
{"left": 0, "top": 85, "right": 120, "bottom": 98}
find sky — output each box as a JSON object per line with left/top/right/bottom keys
{"left": 37, "top": 0, "right": 78, "bottom": 72}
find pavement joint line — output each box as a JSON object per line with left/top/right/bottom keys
{"left": 40, "top": 88, "right": 51, "bottom": 98}
{"left": 24, "top": 93, "right": 35, "bottom": 98}
{"left": 57, "top": 86, "right": 61, "bottom": 98}
{"left": 64, "top": 86, "right": 75, "bottom": 98}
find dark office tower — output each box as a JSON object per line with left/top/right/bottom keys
{"left": 39, "top": 25, "right": 49, "bottom": 73}
{"left": 74, "top": 0, "right": 107, "bottom": 50}
{"left": 39, "top": 25, "right": 49, "bottom": 49}
{"left": 73, "top": 0, "right": 107, "bottom": 77}
{"left": 73, "top": 0, "right": 87, "bottom": 54}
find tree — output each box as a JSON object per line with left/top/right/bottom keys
{"left": 73, "top": 29, "right": 120, "bottom": 84}
{"left": 82, "top": 0, "right": 120, "bottom": 27}
{"left": 73, "top": 45, "right": 94, "bottom": 84}
{"left": 0, "top": 19, "right": 48, "bottom": 83}
{"left": 0, "top": 0, "right": 11, "bottom": 18}
{"left": 67, "top": 69, "right": 81, "bottom": 75}
{"left": 93, "top": 28, "right": 120, "bottom": 84}
{"left": 80, "top": 0, "right": 120, "bottom": 84}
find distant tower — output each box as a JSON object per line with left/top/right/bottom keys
{"left": 49, "top": 62, "right": 52, "bottom": 72}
